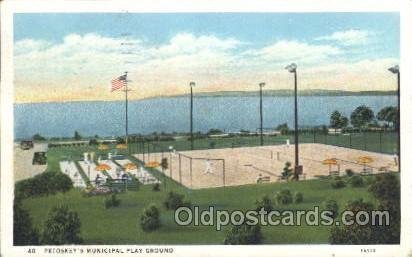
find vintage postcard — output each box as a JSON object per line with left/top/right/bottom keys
{"left": 1, "top": 0, "right": 411, "bottom": 256}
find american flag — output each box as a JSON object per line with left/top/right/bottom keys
{"left": 111, "top": 74, "right": 127, "bottom": 92}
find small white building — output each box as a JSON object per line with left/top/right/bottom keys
{"left": 328, "top": 128, "right": 342, "bottom": 135}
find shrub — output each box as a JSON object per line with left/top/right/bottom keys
{"left": 224, "top": 222, "right": 262, "bottom": 244}
{"left": 294, "top": 192, "right": 303, "bottom": 203}
{"left": 281, "top": 162, "right": 293, "bottom": 180}
{"left": 104, "top": 193, "right": 121, "bottom": 209}
{"left": 345, "top": 169, "right": 354, "bottom": 177}
{"left": 323, "top": 199, "right": 339, "bottom": 219}
{"left": 331, "top": 177, "right": 346, "bottom": 189}
{"left": 41, "top": 205, "right": 83, "bottom": 244}
{"left": 15, "top": 171, "right": 73, "bottom": 199}
{"left": 255, "top": 195, "right": 274, "bottom": 212}
{"left": 275, "top": 189, "right": 293, "bottom": 205}
{"left": 152, "top": 183, "right": 160, "bottom": 191}
{"left": 160, "top": 158, "right": 168, "bottom": 170}
{"left": 368, "top": 173, "right": 400, "bottom": 244}
{"left": 140, "top": 205, "right": 161, "bottom": 232}
{"left": 364, "top": 176, "right": 375, "bottom": 185}
{"left": 329, "top": 199, "right": 376, "bottom": 244}
{"left": 164, "top": 191, "right": 191, "bottom": 210}
{"left": 14, "top": 202, "right": 39, "bottom": 245}
{"left": 348, "top": 175, "right": 364, "bottom": 187}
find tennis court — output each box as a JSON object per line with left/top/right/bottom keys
{"left": 134, "top": 143, "right": 399, "bottom": 189}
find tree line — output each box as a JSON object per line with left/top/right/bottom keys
{"left": 330, "top": 105, "right": 399, "bottom": 131}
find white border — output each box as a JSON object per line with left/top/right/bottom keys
{"left": 1, "top": 0, "right": 411, "bottom": 257}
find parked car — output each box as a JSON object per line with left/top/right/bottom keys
{"left": 20, "top": 140, "right": 34, "bottom": 150}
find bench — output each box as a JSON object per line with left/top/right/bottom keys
{"left": 360, "top": 167, "right": 373, "bottom": 175}
{"left": 330, "top": 171, "right": 340, "bottom": 176}
{"left": 257, "top": 176, "right": 271, "bottom": 183}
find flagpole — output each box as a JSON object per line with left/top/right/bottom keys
{"left": 124, "top": 71, "right": 129, "bottom": 151}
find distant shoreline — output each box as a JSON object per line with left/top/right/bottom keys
{"left": 14, "top": 89, "right": 397, "bottom": 105}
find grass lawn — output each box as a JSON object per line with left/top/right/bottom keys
{"left": 22, "top": 135, "right": 397, "bottom": 244}
{"left": 22, "top": 171, "right": 386, "bottom": 244}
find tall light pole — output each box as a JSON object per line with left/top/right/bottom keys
{"left": 388, "top": 65, "right": 400, "bottom": 172}
{"left": 285, "top": 63, "right": 301, "bottom": 180}
{"left": 259, "top": 82, "right": 266, "bottom": 146}
{"left": 189, "top": 82, "right": 196, "bottom": 150}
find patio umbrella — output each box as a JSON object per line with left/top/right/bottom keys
{"left": 98, "top": 144, "right": 109, "bottom": 150}
{"left": 145, "top": 161, "right": 160, "bottom": 168}
{"left": 357, "top": 156, "right": 374, "bottom": 171}
{"left": 116, "top": 144, "right": 127, "bottom": 149}
{"left": 322, "top": 158, "right": 338, "bottom": 174}
{"left": 123, "top": 162, "right": 137, "bottom": 171}
{"left": 357, "top": 156, "right": 374, "bottom": 164}
{"left": 95, "top": 163, "right": 111, "bottom": 171}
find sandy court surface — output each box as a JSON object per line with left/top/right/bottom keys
{"left": 134, "top": 143, "right": 399, "bottom": 189}
{"left": 14, "top": 143, "right": 48, "bottom": 181}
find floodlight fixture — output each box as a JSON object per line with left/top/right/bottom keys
{"left": 285, "top": 63, "right": 297, "bottom": 73}
{"left": 388, "top": 65, "right": 399, "bottom": 74}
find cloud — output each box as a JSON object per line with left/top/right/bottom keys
{"left": 315, "top": 29, "right": 372, "bottom": 46}
{"left": 154, "top": 33, "right": 241, "bottom": 57}
{"left": 243, "top": 40, "right": 342, "bottom": 65}
{"left": 13, "top": 32, "right": 398, "bottom": 103}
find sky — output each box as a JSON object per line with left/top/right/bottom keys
{"left": 14, "top": 13, "right": 400, "bottom": 103}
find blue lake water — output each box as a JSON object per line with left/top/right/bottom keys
{"left": 14, "top": 95, "right": 397, "bottom": 139}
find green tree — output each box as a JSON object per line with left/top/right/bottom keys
{"left": 276, "top": 123, "right": 289, "bottom": 135}
{"left": 330, "top": 110, "right": 342, "bottom": 129}
{"left": 224, "top": 222, "right": 262, "bottom": 244}
{"left": 377, "top": 106, "right": 399, "bottom": 129}
{"left": 140, "top": 205, "right": 161, "bottom": 232}
{"left": 350, "top": 105, "right": 374, "bottom": 129}
{"left": 41, "top": 205, "right": 83, "bottom": 244}
{"left": 14, "top": 202, "right": 39, "bottom": 245}
{"left": 74, "top": 131, "right": 82, "bottom": 140}
{"left": 32, "top": 133, "right": 46, "bottom": 141}
{"left": 330, "top": 110, "right": 348, "bottom": 129}
{"left": 340, "top": 116, "right": 349, "bottom": 128}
